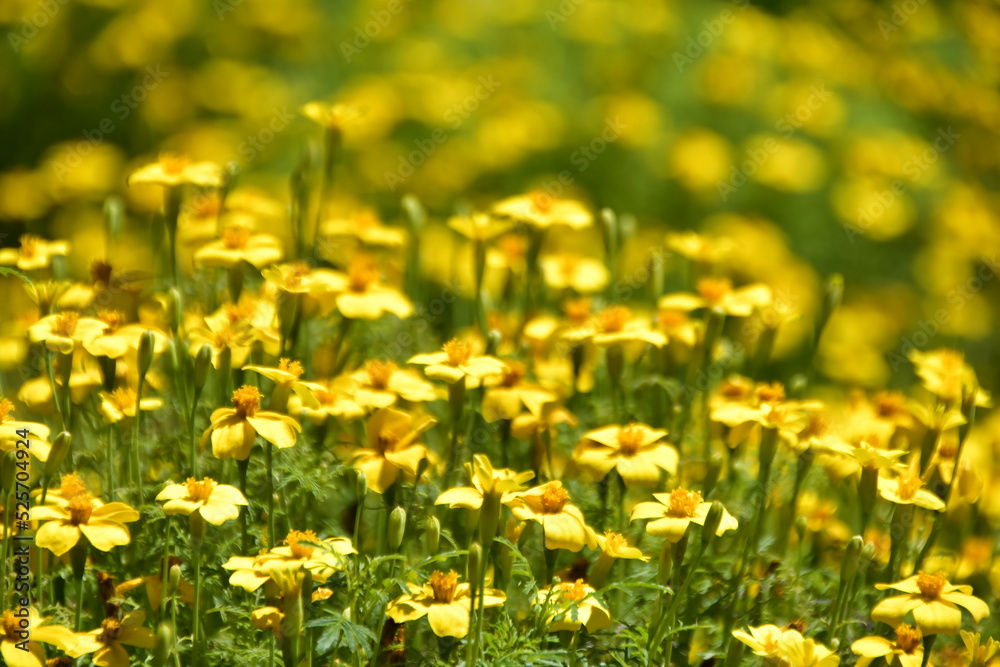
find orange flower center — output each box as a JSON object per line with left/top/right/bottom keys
{"left": 896, "top": 475, "right": 922, "bottom": 501}
{"left": 233, "top": 385, "right": 262, "bottom": 417}
{"left": 0, "top": 399, "right": 13, "bottom": 423}
{"left": 60, "top": 473, "right": 89, "bottom": 499}
{"left": 221, "top": 224, "right": 251, "bottom": 250}
{"left": 190, "top": 194, "right": 222, "bottom": 218}
{"left": 500, "top": 361, "right": 525, "bottom": 387}
{"left": 564, "top": 298, "right": 592, "bottom": 324}
{"left": 558, "top": 579, "right": 588, "bottom": 602}
{"left": 278, "top": 358, "right": 305, "bottom": 379}
{"left": 756, "top": 382, "right": 786, "bottom": 404}
{"left": 596, "top": 306, "right": 630, "bottom": 333}
{"left": 429, "top": 570, "right": 460, "bottom": 603}
{"left": 284, "top": 262, "right": 311, "bottom": 289}
{"left": 539, "top": 485, "right": 570, "bottom": 514}
{"left": 52, "top": 312, "right": 79, "bottom": 337}
{"left": 19, "top": 234, "right": 40, "bottom": 258}
{"left": 364, "top": 360, "right": 396, "bottom": 390}
{"left": 97, "top": 310, "right": 123, "bottom": 332}
{"left": 443, "top": 339, "right": 472, "bottom": 367}
{"left": 160, "top": 153, "right": 189, "bottom": 175}
{"left": 603, "top": 531, "right": 627, "bottom": 555}
{"left": 224, "top": 300, "right": 255, "bottom": 323}
{"left": 658, "top": 309, "right": 687, "bottom": 330}
{"left": 97, "top": 617, "right": 123, "bottom": 644}
{"left": 936, "top": 350, "right": 964, "bottom": 372}
{"left": 720, "top": 378, "right": 752, "bottom": 400}
{"left": 530, "top": 190, "right": 553, "bottom": 213}
{"left": 874, "top": 391, "right": 907, "bottom": 418}
{"left": 916, "top": 572, "right": 947, "bottom": 599}
{"left": 68, "top": 494, "right": 95, "bottom": 525}
{"left": 895, "top": 624, "right": 922, "bottom": 653}
{"left": 558, "top": 256, "right": 579, "bottom": 278}
{"left": 937, "top": 442, "right": 957, "bottom": 460}
{"left": 696, "top": 277, "right": 732, "bottom": 303}
{"left": 617, "top": 425, "right": 646, "bottom": 456}
{"left": 286, "top": 530, "right": 318, "bottom": 560}
{"left": 185, "top": 477, "right": 216, "bottom": 502}
{"left": 347, "top": 256, "right": 379, "bottom": 292}
{"left": 109, "top": 388, "right": 137, "bottom": 412}
{"left": 667, "top": 488, "right": 702, "bottom": 518}
{"left": 498, "top": 235, "right": 526, "bottom": 261}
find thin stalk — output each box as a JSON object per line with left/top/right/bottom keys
{"left": 266, "top": 442, "right": 275, "bottom": 547}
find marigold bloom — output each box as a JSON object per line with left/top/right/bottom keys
{"left": 386, "top": 570, "right": 505, "bottom": 638}
{"left": 203, "top": 386, "right": 301, "bottom": 460}
{"left": 301, "top": 101, "right": 363, "bottom": 131}
{"left": 908, "top": 349, "right": 991, "bottom": 406}
{"left": 561, "top": 305, "right": 666, "bottom": 348}
{"left": 349, "top": 408, "right": 435, "bottom": 494}
{"left": 195, "top": 223, "right": 284, "bottom": 269}
{"left": 961, "top": 631, "right": 1000, "bottom": 666}
{"left": 573, "top": 423, "right": 678, "bottom": 486}
{"left": 244, "top": 358, "right": 326, "bottom": 409}
{"left": 127, "top": 153, "right": 223, "bottom": 188}
{"left": 659, "top": 277, "right": 772, "bottom": 317}
{"left": 224, "top": 530, "right": 356, "bottom": 592}
{"left": 447, "top": 211, "right": 513, "bottom": 241}
{"left": 540, "top": 253, "right": 609, "bottom": 293}
{"left": 435, "top": 454, "right": 533, "bottom": 510}
{"left": 595, "top": 531, "right": 649, "bottom": 561}
{"left": 506, "top": 481, "right": 598, "bottom": 551}
{"left": 155, "top": 477, "right": 248, "bottom": 526}
{"left": 322, "top": 208, "right": 407, "bottom": 248}
{"left": 852, "top": 624, "right": 924, "bottom": 667}
{"left": 631, "top": 489, "right": 738, "bottom": 542}
{"left": 347, "top": 360, "right": 437, "bottom": 409}
{"left": 872, "top": 572, "right": 990, "bottom": 635}
{"left": 492, "top": 191, "right": 592, "bottom": 230}
{"left": 877, "top": 472, "right": 945, "bottom": 511}
{"left": 84, "top": 312, "right": 166, "bottom": 360}
{"left": 775, "top": 630, "right": 840, "bottom": 667}
{"left": 409, "top": 339, "right": 506, "bottom": 384}
{"left": 314, "top": 255, "right": 413, "bottom": 320}
{"left": 0, "top": 398, "right": 52, "bottom": 462}
{"left": 536, "top": 580, "right": 611, "bottom": 632}
{"left": 30, "top": 492, "right": 139, "bottom": 556}
{"left": 98, "top": 388, "right": 163, "bottom": 424}
{"left": 28, "top": 311, "right": 106, "bottom": 354}
{"left": 732, "top": 624, "right": 797, "bottom": 657}
{"left": 71, "top": 611, "right": 156, "bottom": 666}
{"left": 291, "top": 378, "right": 365, "bottom": 424}
{"left": 0, "top": 234, "right": 69, "bottom": 271}
{"left": 0, "top": 608, "right": 77, "bottom": 667}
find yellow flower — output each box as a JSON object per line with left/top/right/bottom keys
{"left": 322, "top": 208, "right": 407, "bottom": 248}
{"left": 666, "top": 232, "right": 734, "bottom": 265}
{"left": 291, "top": 378, "right": 365, "bottom": 425}
{"left": 536, "top": 580, "right": 611, "bottom": 633}
{"left": 595, "top": 531, "right": 649, "bottom": 561}
{"left": 0, "top": 398, "right": 52, "bottom": 462}
{"left": 408, "top": 339, "right": 507, "bottom": 385}
{"left": 203, "top": 386, "right": 301, "bottom": 460}
{"left": 84, "top": 311, "right": 167, "bottom": 360}
{"left": 187, "top": 306, "right": 257, "bottom": 369}
{"left": 659, "top": 277, "right": 772, "bottom": 317}
{"left": 711, "top": 383, "right": 819, "bottom": 449}
{"left": 244, "top": 358, "right": 326, "bottom": 409}
{"left": 961, "top": 630, "right": 1000, "bottom": 666}
{"left": 115, "top": 566, "right": 195, "bottom": 609}
{"left": 347, "top": 360, "right": 437, "bottom": 409}
{"left": 155, "top": 477, "right": 248, "bottom": 526}
{"left": 98, "top": 388, "right": 163, "bottom": 424}
{"left": 224, "top": 530, "right": 356, "bottom": 592}
{"left": 631, "top": 489, "right": 738, "bottom": 543}
{"left": 506, "top": 481, "right": 598, "bottom": 552}
{"left": 877, "top": 472, "right": 945, "bottom": 511}
{"left": 261, "top": 262, "right": 332, "bottom": 294}
{"left": 301, "top": 101, "right": 364, "bottom": 131}
{"left": 386, "top": 570, "right": 505, "bottom": 638}
{"left": 194, "top": 223, "right": 284, "bottom": 270}
{"left": 348, "top": 408, "right": 435, "bottom": 494}
{"left": 817, "top": 439, "right": 908, "bottom": 481}
{"left": 30, "top": 492, "right": 139, "bottom": 556}
{"left": 732, "top": 624, "right": 797, "bottom": 657}
{"left": 28, "top": 311, "right": 107, "bottom": 354}
{"left": 908, "top": 349, "right": 991, "bottom": 406}
{"left": 573, "top": 423, "right": 678, "bottom": 486}
{"left": 852, "top": 624, "right": 924, "bottom": 667}
{"left": 561, "top": 305, "right": 666, "bottom": 348}
{"left": 315, "top": 255, "right": 413, "bottom": 320}
{"left": 480, "top": 361, "right": 557, "bottom": 422}
{"left": 251, "top": 606, "right": 283, "bottom": 636}
{"left": 872, "top": 572, "right": 990, "bottom": 635}
{"left": 0, "top": 234, "right": 69, "bottom": 272}
{"left": 447, "top": 212, "right": 513, "bottom": 241}
{"left": 71, "top": 611, "right": 156, "bottom": 667}
{"left": 435, "top": 454, "right": 534, "bottom": 510}
{"left": 0, "top": 608, "right": 77, "bottom": 667}
{"left": 539, "top": 254, "right": 609, "bottom": 294}
{"left": 492, "top": 191, "right": 592, "bottom": 230}
{"left": 127, "top": 153, "right": 223, "bottom": 188}
{"left": 775, "top": 630, "right": 840, "bottom": 667}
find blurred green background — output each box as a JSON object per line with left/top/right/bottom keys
{"left": 3, "top": 0, "right": 1000, "bottom": 390}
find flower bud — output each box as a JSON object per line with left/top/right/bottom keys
{"left": 702, "top": 501, "right": 725, "bottom": 543}
{"left": 794, "top": 515, "right": 808, "bottom": 544}
{"left": 467, "top": 542, "right": 483, "bottom": 599}
{"left": 818, "top": 273, "right": 844, "bottom": 337}
{"left": 44, "top": 431, "right": 72, "bottom": 478}
{"left": 840, "top": 536, "right": 863, "bottom": 585}
{"left": 356, "top": 470, "right": 368, "bottom": 501}
{"left": 389, "top": 506, "right": 406, "bottom": 552}
{"left": 153, "top": 622, "right": 173, "bottom": 666}
{"left": 957, "top": 463, "right": 983, "bottom": 504}
{"left": 402, "top": 194, "right": 426, "bottom": 235}
{"left": 104, "top": 196, "right": 125, "bottom": 241}
{"left": 168, "top": 563, "right": 182, "bottom": 594}
{"left": 424, "top": 516, "right": 440, "bottom": 555}
{"left": 137, "top": 330, "right": 156, "bottom": 384}
{"left": 193, "top": 344, "right": 213, "bottom": 396}
{"left": 485, "top": 329, "right": 502, "bottom": 357}
{"left": 657, "top": 541, "right": 672, "bottom": 586}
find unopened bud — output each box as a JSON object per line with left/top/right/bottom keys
{"left": 467, "top": 542, "right": 483, "bottom": 598}
{"left": 702, "top": 501, "right": 724, "bottom": 543}
{"left": 424, "top": 516, "right": 440, "bottom": 555}
{"left": 168, "top": 564, "right": 182, "bottom": 593}
{"left": 193, "top": 344, "right": 213, "bottom": 394}
{"left": 818, "top": 274, "right": 844, "bottom": 337}
{"left": 137, "top": 330, "right": 156, "bottom": 383}
{"left": 44, "top": 431, "right": 72, "bottom": 477}
{"left": 356, "top": 470, "right": 368, "bottom": 500}
{"left": 841, "top": 536, "right": 863, "bottom": 584}
{"left": 153, "top": 622, "right": 172, "bottom": 666}
{"left": 389, "top": 506, "right": 406, "bottom": 552}
{"left": 957, "top": 463, "right": 983, "bottom": 504}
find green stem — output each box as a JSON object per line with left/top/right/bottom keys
{"left": 266, "top": 442, "right": 275, "bottom": 547}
